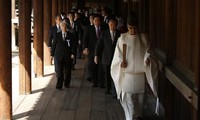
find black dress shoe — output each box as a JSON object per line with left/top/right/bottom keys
{"left": 87, "top": 78, "right": 91, "bottom": 82}
{"left": 100, "top": 85, "right": 106, "bottom": 89}
{"left": 77, "top": 56, "right": 81, "bottom": 59}
{"left": 65, "top": 85, "right": 70, "bottom": 88}
{"left": 72, "top": 66, "right": 76, "bottom": 70}
{"left": 112, "top": 95, "right": 117, "bottom": 99}
{"left": 56, "top": 87, "right": 62, "bottom": 90}
{"left": 105, "top": 91, "right": 110, "bottom": 94}
{"left": 134, "top": 116, "right": 143, "bottom": 120}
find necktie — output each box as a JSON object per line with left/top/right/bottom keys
{"left": 71, "top": 22, "right": 73, "bottom": 28}
{"left": 63, "top": 33, "right": 65, "bottom": 41}
{"left": 104, "top": 16, "right": 107, "bottom": 23}
{"left": 96, "top": 27, "right": 100, "bottom": 39}
{"left": 111, "top": 31, "right": 115, "bottom": 44}
{"left": 57, "top": 26, "right": 61, "bottom": 33}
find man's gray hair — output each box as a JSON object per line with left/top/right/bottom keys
{"left": 60, "top": 21, "right": 67, "bottom": 27}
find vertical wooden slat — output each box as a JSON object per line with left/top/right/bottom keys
{"left": 76, "top": 0, "right": 86, "bottom": 9}
{"left": 58, "top": 0, "right": 63, "bottom": 14}
{"left": 0, "top": 0, "right": 12, "bottom": 119}
{"left": 44, "top": 0, "right": 52, "bottom": 66}
{"left": 139, "top": 0, "right": 145, "bottom": 32}
{"left": 165, "top": 0, "right": 176, "bottom": 63}
{"left": 66, "top": 0, "right": 70, "bottom": 13}
{"left": 176, "top": 0, "right": 196, "bottom": 73}
{"left": 156, "top": 0, "right": 166, "bottom": 50}
{"left": 52, "top": 0, "right": 58, "bottom": 25}
{"left": 149, "top": 0, "right": 156, "bottom": 48}
{"left": 19, "top": 0, "right": 32, "bottom": 94}
{"left": 66, "top": 0, "right": 68, "bottom": 14}
{"left": 195, "top": 0, "right": 200, "bottom": 119}
{"left": 33, "top": 0, "right": 44, "bottom": 77}
{"left": 12, "top": 0, "right": 16, "bottom": 51}
{"left": 194, "top": 0, "right": 199, "bottom": 91}
{"left": 122, "top": 0, "right": 128, "bottom": 22}
{"left": 63, "top": 0, "right": 66, "bottom": 13}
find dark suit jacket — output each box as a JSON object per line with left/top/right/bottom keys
{"left": 49, "top": 25, "right": 60, "bottom": 48}
{"left": 83, "top": 25, "right": 105, "bottom": 58}
{"left": 51, "top": 32, "right": 76, "bottom": 60}
{"left": 67, "top": 20, "right": 82, "bottom": 45}
{"left": 101, "top": 15, "right": 111, "bottom": 29}
{"left": 95, "top": 29, "right": 121, "bottom": 65}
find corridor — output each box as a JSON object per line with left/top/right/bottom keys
{"left": 12, "top": 59, "right": 164, "bottom": 120}
{"left": 0, "top": 0, "right": 199, "bottom": 120}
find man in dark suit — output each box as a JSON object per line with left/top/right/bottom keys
{"left": 94, "top": 17, "right": 121, "bottom": 96}
{"left": 74, "top": 12, "right": 84, "bottom": 59}
{"left": 101, "top": 8, "right": 111, "bottom": 29}
{"left": 83, "top": 14, "right": 105, "bottom": 87}
{"left": 49, "top": 15, "right": 62, "bottom": 73}
{"left": 67, "top": 12, "right": 82, "bottom": 70}
{"left": 49, "top": 14, "right": 62, "bottom": 49}
{"left": 51, "top": 21, "right": 76, "bottom": 90}
{"left": 60, "top": 12, "right": 69, "bottom": 23}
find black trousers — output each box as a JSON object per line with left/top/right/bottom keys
{"left": 73, "top": 47, "right": 77, "bottom": 66}
{"left": 87, "top": 57, "right": 98, "bottom": 85}
{"left": 103, "top": 64, "right": 116, "bottom": 95}
{"left": 98, "top": 62, "right": 105, "bottom": 87}
{"left": 77, "top": 44, "right": 82, "bottom": 58}
{"left": 55, "top": 56, "right": 72, "bottom": 88}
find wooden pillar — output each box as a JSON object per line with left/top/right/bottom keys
{"left": 12, "top": 0, "right": 17, "bottom": 51}
{"left": 122, "top": 0, "right": 128, "bottom": 22}
{"left": 76, "top": 0, "right": 85, "bottom": 9}
{"left": 195, "top": 0, "right": 200, "bottom": 93}
{"left": 127, "top": 0, "right": 131, "bottom": 14}
{"left": 67, "top": 0, "right": 72, "bottom": 13}
{"left": 165, "top": 0, "right": 176, "bottom": 63}
{"left": 19, "top": 0, "right": 32, "bottom": 94}
{"left": 149, "top": 0, "right": 157, "bottom": 48}
{"left": 63, "top": 0, "right": 66, "bottom": 13}
{"left": 114, "top": 0, "right": 119, "bottom": 15}
{"left": 131, "top": 0, "right": 139, "bottom": 16}
{"left": 58, "top": 0, "right": 63, "bottom": 14}
{"left": 44, "top": 0, "right": 52, "bottom": 66}
{"left": 139, "top": 0, "right": 145, "bottom": 32}
{"left": 196, "top": 0, "right": 200, "bottom": 119}
{"left": 33, "top": 0, "right": 44, "bottom": 77}
{"left": 0, "top": 0, "right": 12, "bottom": 119}
{"left": 66, "top": 0, "right": 69, "bottom": 14}
{"left": 52, "top": 0, "right": 58, "bottom": 25}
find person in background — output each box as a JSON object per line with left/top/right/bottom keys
{"left": 49, "top": 15, "right": 62, "bottom": 49}
{"left": 74, "top": 12, "right": 84, "bottom": 59}
{"left": 116, "top": 15, "right": 127, "bottom": 33}
{"left": 67, "top": 12, "right": 82, "bottom": 70}
{"left": 89, "top": 14, "right": 94, "bottom": 26}
{"left": 95, "top": 17, "right": 121, "bottom": 96}
{"left": 61, "top": 12, "right": 69, "bottom": 23}
{"left": 101, "top": 8, "right": 110, "bottom": 29}
{"left": 83, "top": 14, "right": 105, "bottom": 87}
{"left": 51, "top": 21, "right": 76, "bottom": 90}
{"left": 49, "top": 15, "right": 62, "bottom": 72}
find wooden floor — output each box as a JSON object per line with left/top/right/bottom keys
{"left": 12, "top": 59, "right": 125, "bottom": 120}
{"left": 12, "top": 59, "right": 165, "bottom": 120}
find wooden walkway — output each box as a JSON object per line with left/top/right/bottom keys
{"left": 12, "top": 59, "right": 125, "bottom": 120}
